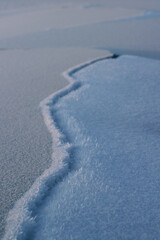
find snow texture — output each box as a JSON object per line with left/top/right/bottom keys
{"left": 35, "top": 55, "right": 160, "bottom": 240}
{"left": 33, "top": 55, "right": 160, "bottom": 240}
{"left": 2, "top": 55, "right": 113, "bottom": 240}
{"left": 3, "top": 55, "right": 160, "bottom": 239}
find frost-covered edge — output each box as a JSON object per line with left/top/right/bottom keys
{"left": 2, "top": 53, "right": 118, "bottom": 240}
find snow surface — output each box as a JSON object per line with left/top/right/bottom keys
{"left": 1, "top": 0, "right": 160, "bottom": 238}
{"left": 3, "top": 55, "right": 160, "bottom": 239}
{"left": 0, "top": 48, "right": 111, "bottom": 238}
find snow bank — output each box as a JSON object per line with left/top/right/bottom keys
{"left": 34, "top": 55, "right": 160, "bottom": 240}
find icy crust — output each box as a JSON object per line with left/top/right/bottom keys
{"left": 2, "top": 54, "right": 113, "bottom": 240}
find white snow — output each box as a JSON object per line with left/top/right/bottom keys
{"left": 1, "top": 0, "right": 160, "bottom": 239}
{"left": 0, "top": 48, "right": 111, "bottom": 239}
{"left": 3, "top": 55, "right": 160, "bottom": 239}
{"left": 34, "top": 55, "right": 160, "bottom": 240}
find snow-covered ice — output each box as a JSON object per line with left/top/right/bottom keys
{"left": 1, "top": 0, "right": 160, "bottom": 238}
{"left": 0, "top": 47, "right": 111, "bottom": 238}
{"left": 3, "top": 55, "right": 160, "bottom": 239}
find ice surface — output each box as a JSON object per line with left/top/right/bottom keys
{"left": 0, "top": 5, "right": 143, "bottom": 40}
{"left": 1, "top": 0, "right": 160, "bottom": 238}
{"left": 0, "top": 10, "right": 160, "bottom": 60}
{"left": 0, "top": 48, "right": 111, "bottom": 238}
{"left": 3, "top": 55, "right": 160, "bottom": 239}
